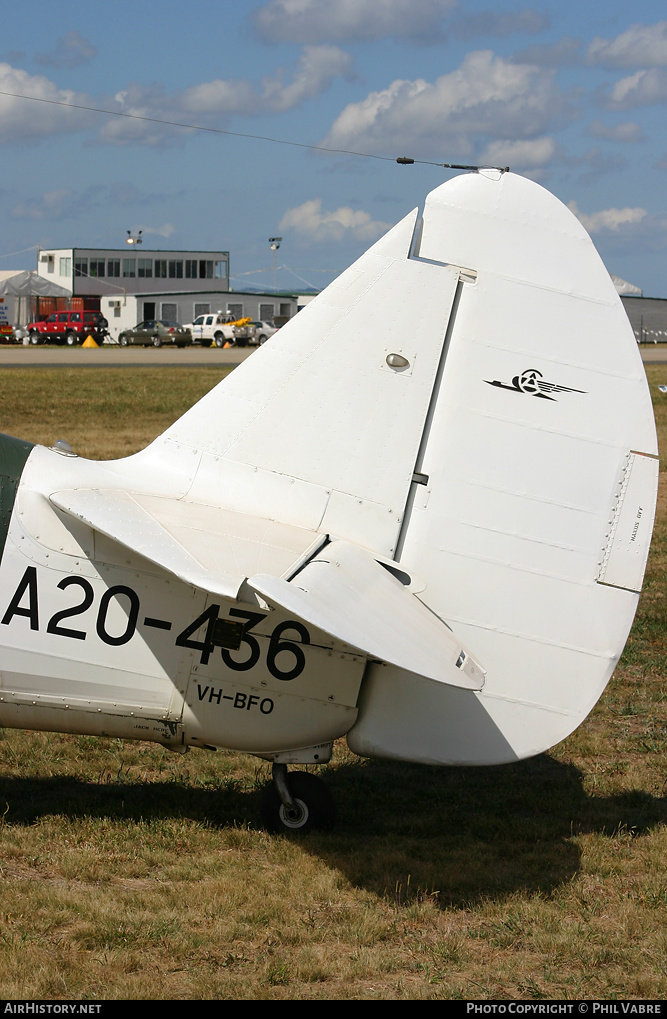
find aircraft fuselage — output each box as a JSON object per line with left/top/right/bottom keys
{"left": 0, "top": 440, "right": 364, "bottom": 759}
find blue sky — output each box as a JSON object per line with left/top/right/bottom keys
{"left": 1, "top": 0, "right": 666, "bottom": 296}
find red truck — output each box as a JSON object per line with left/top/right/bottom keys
{"left": 28, "top": 310, "right": 109, "bottom": 345}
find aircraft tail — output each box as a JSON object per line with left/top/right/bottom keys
{"left": 44, "top": 171, "right": 658, "bottom": 766}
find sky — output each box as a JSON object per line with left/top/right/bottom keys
{"left": 1, "top": 0, "right": 667, "bottom": 297}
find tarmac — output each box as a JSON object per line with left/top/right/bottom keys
{"left": 0, "top": 343, "right": 665, "bottom": 367}
{"left": 637, "top": 344, "right": 667, "bottom": 364}
{"left": 0, "top": 344, "right": 256, "bottom": 367}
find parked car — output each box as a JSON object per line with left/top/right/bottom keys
{"left": 249, "top": 320, "right": 278, "bottom": 344}
{"left": 28, "top": 311, "right": 109, "bottom": 345}
{"left": 118, "top": 320, "right": 193, "bottom": 347}
{"left": 184, "top": 313, "right": 235, "bottom": 347}
{"left": 183, "top": 312, "right": 256, "bottom": 347}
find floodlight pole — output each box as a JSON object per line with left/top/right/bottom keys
{"left": 269, "top": 237, "right": 282, "bottom": 293}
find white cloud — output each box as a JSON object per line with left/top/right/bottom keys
{"left": 0, "top": 46, "right": 354, "bottom": 148}
{"left": 479, "top": 136, "right": 557, "bottom": 168}
{"left": 179, "top": 79, "right": 259, "bottom": 117}
{"left": 567, "top": 200, "right": 647, "bottom": 234}
{"left": 0, "top": 64, "right": 96, "bottom": 141}
{"left": 279, "top": 198, "right": 391, "bottom": 243}
{"left": 587, "top": 22, "right": 667, "bottom": 69}
{"left": 601, "top": 68, "right": 667, "bottom": 110}
{"left": 320, "top": 51, "right": 571, "bottom": 161}
{"left": 95, "top": 84, "right": 188, "bottom": 147}
{"left": 99, "top": 46, "right": 353, "bottom": 145}
{"left": 251, "top": 0, "right": 457, "bottom": 44}
{"left": 175, "top": 47, "right": 352, "bottom": 122}
{"left": 260, "top": 46, "right": 355, "bottom": 112}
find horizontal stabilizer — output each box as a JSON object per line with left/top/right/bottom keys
{"left": 50, "top": 489, "right": 325, "bottom": 599}
{"left": 249, "top": 540, "right": 485, "bottom": 691}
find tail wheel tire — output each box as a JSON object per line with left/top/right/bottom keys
{"left": 260, "top": 771, "right": 336, "bottom": 834}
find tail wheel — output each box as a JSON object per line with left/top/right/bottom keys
{"left": 260, "top": 770, "right": 336, "bottom": 833}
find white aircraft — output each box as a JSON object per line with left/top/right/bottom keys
{"left": 0, "top": 171, "right": 658, "bottom": 832}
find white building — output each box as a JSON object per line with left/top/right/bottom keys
{"left": 38, "top": 245, "right": 228, "bottom": 289}
{"left": 36, "top": 246, "right": 298, "bottom": 341}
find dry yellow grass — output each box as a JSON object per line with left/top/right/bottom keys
{"left": 0, "top": 366, "right": 231, "bottom": 459}
{"left": 0, "top": 363, "right": 665, "bottom": 1000}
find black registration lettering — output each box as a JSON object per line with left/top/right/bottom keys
{"left": 2, "top": 567, "right": 312, "bottom": 684}
{"left": 47, "top": 577, "right": 94, "bottom": 640}
{"left": 220, "top": 609, "right": 266, "bottom": 672}
{"left": 175, "top": 604, "right": 220, "bottom": 665}
{"left": 1, "top": 566, "right": 39, "bottom": 630}
{"left": 196, "top": 683, "right": 274, "bottom": 715}
{"left": 266, "top": 620, "right": 310, "bottom": 681}
{"left": 96, "top": 585, "right": 140, "bottom": 646}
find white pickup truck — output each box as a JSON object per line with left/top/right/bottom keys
{"left": 186, "top": 313, "right": 255, "bottom": 347}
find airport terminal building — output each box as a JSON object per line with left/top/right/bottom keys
{"left": 35, "top": 246, "right": 299, "bottom": 341}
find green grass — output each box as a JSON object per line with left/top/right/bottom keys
{"left": 0, "top": 364, "right": 665, "bottom": 999}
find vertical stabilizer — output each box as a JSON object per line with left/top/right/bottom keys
{"left": 138, "top": 209, "right": 462, "bottom": 556}
{"left": 348, "top": 171, "right": 658, "bottom": 764}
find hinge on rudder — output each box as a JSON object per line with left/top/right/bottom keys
{"left": 597, "top": 451, "right": 659, "bottom": 593}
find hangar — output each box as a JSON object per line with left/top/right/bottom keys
{"left": 621, "top": 295, "right": 667, "bottom": 344}
{"left": 0, "top": 269, "right": 71, "bottom": 336}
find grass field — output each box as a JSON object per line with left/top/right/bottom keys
{"left": 0, "top": 364, "right": 665, "bottom": 1000}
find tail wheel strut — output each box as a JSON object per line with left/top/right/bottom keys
{"left": 260, "top": 763, "right": 336, "bottom": 833}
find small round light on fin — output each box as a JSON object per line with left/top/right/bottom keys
{"left": 386, "top": 353, "right": 409, "bottom": 369}
{"left": 52, "top": 439, "right": 76, "bottom": 456}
